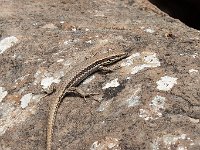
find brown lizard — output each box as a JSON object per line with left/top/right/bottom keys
{"left": 47, "top": 50, "right": 128, "bottom": 150}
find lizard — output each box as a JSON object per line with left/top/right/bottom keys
{"left": 46, "top": 50, "right": 128, "bottom": 150}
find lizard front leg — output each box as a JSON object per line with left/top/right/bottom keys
{"left": 67, "top": 87, "right": 99, "bottom": 102}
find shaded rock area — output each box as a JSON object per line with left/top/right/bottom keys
{"left": 0, "top": 0, "right": 199, "bottom": 150}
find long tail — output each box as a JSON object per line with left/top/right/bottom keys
{"left": 47, "top": 98, "right": 60, "bottom": 150}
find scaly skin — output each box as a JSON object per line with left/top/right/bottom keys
{"left": 47, "top": 51, "right": 128, "bottom": 150}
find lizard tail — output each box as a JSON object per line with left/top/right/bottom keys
{"left": 47, "top": 98, "right": 59, "bottom": 150}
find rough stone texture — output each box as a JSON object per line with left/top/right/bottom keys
{"left": 0, "top": 0, "right": 199, "bottom": 150}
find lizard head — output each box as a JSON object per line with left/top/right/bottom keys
{"left": 102, "top": 51, "right": 129, "bottom": 65}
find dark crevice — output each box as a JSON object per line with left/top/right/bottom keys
{"left": 149, "top": 0, "right": 200, "bottom": 30}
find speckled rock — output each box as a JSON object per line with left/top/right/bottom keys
{"left": 0, "top": 0, "right": 199, "bottom": 150}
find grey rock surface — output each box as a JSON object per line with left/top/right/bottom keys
{"left": 0, "top": 0, "right": 199, "bottom": 150}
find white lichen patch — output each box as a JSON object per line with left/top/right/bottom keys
{"left": 139, "top": 109, "right": 152, "bottom": 120}
{"left": 143, "top": 53, "right": 160, "bottom": 66}
{"left": 156, "top": 76, "right": 178, "bottom": 91}
{"left": 34, "top": 68, "right": 63, "bottom": 90}
{"left": 57, "top": 59, "right": 64, "bottom": 62}
{"left": 0, "top": 87, "right": 8, "bottom": 103}
{"left": 163, "top": 134, "right": 187, "bottom": 148}
{"left": 97, "top": 99, "right": 113, "bottom": 112}
{"left": 126, "top": 95, "right": 140, "bottom": 107}
{"left": 34, "top": 59, "right": 74, "bottom": 89}
{"left": 150, "top": 95, "right": 165, "bottom": 116}
{"left": 64, "top": 38, "right": 79, "bottom": 46}
{"left": 189, "top": 117, "right": 199, "bottom": 123}
{"left": 151, "top": 139, "right": 159, "bottom": 150}
{"left": 0, "top": 36, "right": 19, "bottom": 54}
{"left": 151, "top": 134, "right": 193, "bottom": 150}
{"left": 83, "top": 75, "right": 95, "bottom": 84}
{"left": 121, "top": 52, "right": 140, "bottom": 67}
{"left": 121, "top": 52, "right": 160, "bottom": 75}
{"left": 152, "top": 133, "right": 194, "bottom": 150}
{"left": 41, "top": 77, "right": 60, "bottom": 89}
{"left": 131, "top": 65, "right": 146, "bottom": 75}
{"left": 119, "top": 85, "right": 142, "bottom": 107}
{"left": 71, "top": 27, "right": 77, "bottom": 31}
{"left": 64, "top": 40, "right": 72, "bottom": 45}
{"left": 64, "top": 39, "right": 79, "bottom": 45}
{"left": 90, "top": 137, "right": 119, "bottom": 150}
{"left": 189, "top": 69, "right": 198, "bottom": 74}
{"left": 144, "top": 28, "right": 155, "bottom": 33}
{"left": 85, "top": 40, "right": 92, "bottom": 44}
{"left": 179, "top": 52, "right": 198, "bottom": 58}
{"left": 20, "top": 93, "right": 33, "bottom": 108}
{"left": 0, "top": 94, "right": 43, "bottom": 136}
{"left": 34, "top": 69, "right": 48, "bottom": 85}
{"left": 191, "top": 53, "right": 198, "bottom": 58}
{"left": 139, "top": 95, "right": 166, "bottom": 120}
{"left": 131, "top": 53, "right": 160, "bottom": 74}
{"left": 102, "top": 78, "right": 120, "bottom": 89}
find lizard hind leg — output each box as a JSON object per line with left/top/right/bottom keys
{"left": 99, "top": 64, "right": 122, "bottom": 73}
{"left": 99, "top": 66, "right": 114, "bottom": 73}
{"left": 67, "top": 87, "right": 100, "bottom": 102}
